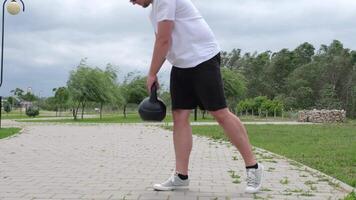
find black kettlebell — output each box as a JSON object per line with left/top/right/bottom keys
{"left": 138, "top": 82, "right": 166, "bottom": 121}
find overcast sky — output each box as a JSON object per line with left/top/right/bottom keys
{"left": 1, "top": 0, "right": 356, "bottom": 97}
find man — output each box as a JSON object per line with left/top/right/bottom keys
{"left": 130, "top": 0, "right": 263, "bottom": 193}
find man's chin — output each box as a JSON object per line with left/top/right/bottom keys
{"left": 143, "top": 3, "right": 150, "bottom": 8}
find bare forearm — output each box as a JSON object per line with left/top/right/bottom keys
{"left": 149, "top": 38, "right": 171, "bottom": 76}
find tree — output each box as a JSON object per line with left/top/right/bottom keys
{"left": 317, "top": 84, "right": 342, "bottom": 109}
{"left": 221, "top": 67, "right": 246, "bottom": 113}
{"left": 267, "top": 49, "right": 297, "bottom": 97}
{"left": 219, "top": 40, "right": 356, "bottom": 118}
{"left": 10, "top": 88, "right": 24, "bottom": 98}
{"left": 121, "top": 72, "right": 148, "bottom": 118}
{"left": 6, "top": 97, "right": 18, "bottom": 109}
{"left": 53, "top": 87, "right": 70, "bottom": 117}
{"left": 84, "top": 68, "right": 117, "bottom": 119}
{"left": 67, "top": 59, "right": 123, "bottom": 120}
{"left": 67, "top": 59, "right": 92, "bottom": 120}
{"left": 41, "top": 97, "right": 57, "bottom": 112}
{"left": 221, "top": 49, "right": 242, "bottom": 70}
{"left": 21, "top": 92, "right": 37, "bottom": 102}
{"left": 313, "top": 40, "right": 355, "bottom": 116}
{"left": 293, "top": 42, "right": 315, "bottom": 66}
{"left": 241, "top": 51, "right": 272, "bottom": 98}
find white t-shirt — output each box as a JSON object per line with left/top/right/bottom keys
{"left": 149, "top": 0, "right": 221, "bottom": 68}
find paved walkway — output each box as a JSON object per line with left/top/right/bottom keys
{"left": 0, "top": 123, "right": 353, "bottom": 200}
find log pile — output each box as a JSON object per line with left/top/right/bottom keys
{"left": 298, "top": 109, "right": 346, "bottom": 123}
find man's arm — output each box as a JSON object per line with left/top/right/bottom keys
{"left": 146, "top": 20, "right": 174, "bottom": 92}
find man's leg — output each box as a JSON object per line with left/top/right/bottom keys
{"left": 209, "top": 108, "right": 256, "bottom": 166}
{"left": 172, "top": 109, "right": 192, "bottom": 175}
{"left": 153, "top": 109, "right": 192, "bottom": 191}
{"left": 209, "top": 108, "right": 263, "bottom": 193}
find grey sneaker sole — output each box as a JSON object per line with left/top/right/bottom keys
{"left": 153, "top": 184, "right": 189, "bottom": 191}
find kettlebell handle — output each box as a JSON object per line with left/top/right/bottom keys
{"left": 149, "top": 82, "right": 158, "bottom": 102}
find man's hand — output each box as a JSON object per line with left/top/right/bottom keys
{"left": 146, "top": 74, "right": 159, "bottom": 93}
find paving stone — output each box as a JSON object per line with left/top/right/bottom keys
{"left": 0, "top": 123, "right": 353, "bottom": 200}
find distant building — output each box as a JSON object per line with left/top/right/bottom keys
{"left": 20, "top": 101, "right": 33, "bottom": 112}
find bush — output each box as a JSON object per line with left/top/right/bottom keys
{"left": 26, "top": 106, "right": 40, "bottom": 117}
{"left": 4, "top": 102, "right": 11, "bottom": 113}
{"left": 237, "top": 96, "right": 284, "bottom": 116}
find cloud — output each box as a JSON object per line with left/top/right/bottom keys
{"left": 1, "top": 0, "right": 356, "bottom": 97}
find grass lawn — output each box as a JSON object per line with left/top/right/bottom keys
{"left": 184, "top": 123, "right": 356, "bottom": 187}
{"left": 16, "top": 113, "right": 217, "bottom": 123}
{"left": 16, "top": 112, "right": 299, "bottom": 123}
{"left": 0, "top": 128, "right": 22, "bottom": 139}
{"left": 2, "top": 110, "right": 72, "bottom": 119}
{"left": 2, "top": 115, "right": 61, "bottom": 120}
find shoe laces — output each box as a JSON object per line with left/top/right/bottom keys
{"left": 246, "top": 169, "right": 257, "bottom": 187}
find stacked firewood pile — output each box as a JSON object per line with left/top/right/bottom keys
{"left": 298, "top": 109, "right": 346, "bottom": 123}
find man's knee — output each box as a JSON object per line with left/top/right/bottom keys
{"left": 209, "top": 108, "right": 231, "bottom": 123}
{"left": 172, "top": 109, "right": 191, "bottom": 124}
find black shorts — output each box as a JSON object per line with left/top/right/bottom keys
{"left": 170, "top": 53, "right": 227, "bottom": 111}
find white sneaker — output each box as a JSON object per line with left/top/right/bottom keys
{"left": 153, "top": 172, "right": 190, "bottom": 191}
{"left": 245, "top": 163, "right": 264, "bottom": 193}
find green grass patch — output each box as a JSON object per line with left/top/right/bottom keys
{"left": 15, "top": 112, "right": 299, "bottom": 123}
{"left": 17, "top": 113, "right": 218, "bottom": 123}
{"left": 0, "top": 128, "right": 22, "bottom": 139}
{"left": 17, "top": 114, "right": 152, "bottom": 123}
{"left": 2, "top": 110, "right": 73, "bottom": 119}
{"left": 343, "top": 191, "right": 356, "bottom": 200}
{"left": 3, "top": 115, "right": 60, "bottom": 119}
{"left": 188, "top": 123, "right": 356, "bottom": 187}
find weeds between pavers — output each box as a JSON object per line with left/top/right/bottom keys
{"left": 227, "top": 169, "right": 241, "bottom": 184}
{"left": 283, "top": 188, "right": 316, "bottom": 197}
{"left": 299, "top": 190, "right": 315, "bottom": 197}
{"left": 267, "top": 167, "right": 275, "bottom": 172}
{"left": 260, "top": 187, "right": 272, "bottom": 191}
{"left": 253, "top": 194, "right": 272, "bottom": 199}
{"left": 304, "top": 180, "right": 317, "bottom": 185}
{"left": 280, "top": 177, "right": 289, "bottom": 185}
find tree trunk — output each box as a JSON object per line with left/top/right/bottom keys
{"left": 258, "top": 108, "right": 261, "bottom": 118}
{"left": 123, "top": 104, "right": 127, "bottom": 118}
{"left": 59, "top": 106, "right": 62, "bottom": 117}
{"left": 73, "top": 102, "right": 81, "bottom": 120}
{"left": 72, "top": 107, "right": 76, "bottom": 120}
{"left": 202, "top": 110, "right": 206, "bottom": 119}
{"left": 81, "top": 101, "right": 86, "bottom": 119}
{"left": 281, "top": 108, "right": 283, "bottom": 119}
{"left": 194, "top": 108, "right": 197, "bottom": 121}
{"left": 100, "top": 102, "right": 103, "bottom": 120}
